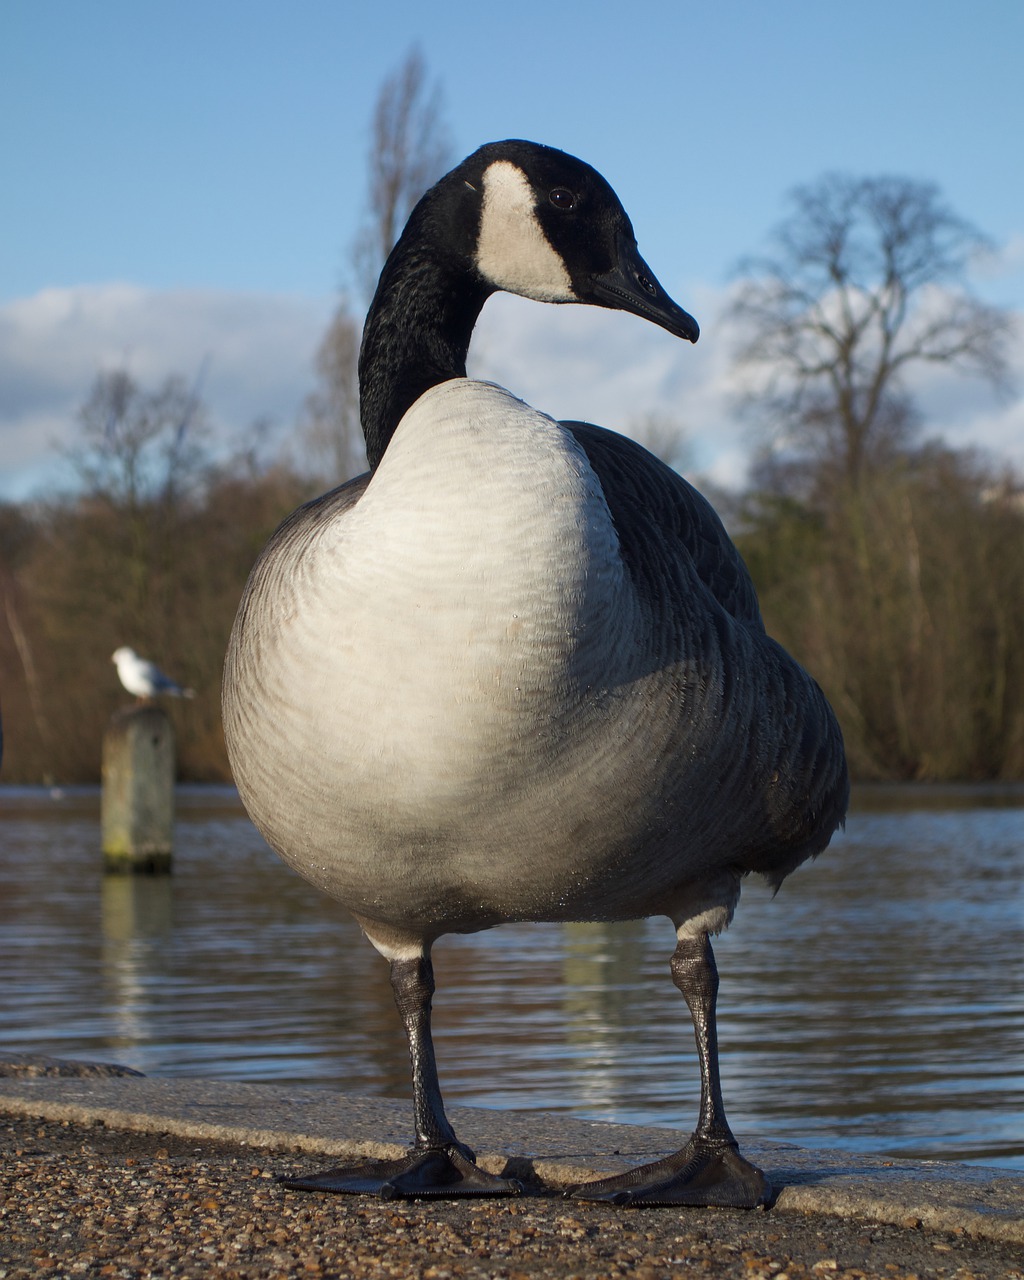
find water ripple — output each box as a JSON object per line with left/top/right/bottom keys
{"left": 1, "top": 783, "right": 1021, "bottom": 1168}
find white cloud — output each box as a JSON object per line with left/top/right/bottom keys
{"left": 0, "top": 284, "right": 333, "bottom": 500}
{"left": 1, "top": 281, "right": 1021, "bottom": 504}
{"left": 971, "top": 232, "right": 1024, "bottom": 282}
{"left": 914, "top": 371, "right": 1024, "bottom": 467}
{"left": 470, "top": 285, "right": 749, "bottom": 487}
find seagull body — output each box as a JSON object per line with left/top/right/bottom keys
{"left": 112, "top": 647, "right": 194, "bottom": 701}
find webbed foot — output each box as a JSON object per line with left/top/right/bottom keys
{"left": 280, "top": 1144, "right": 524, "bottom": 1200}
{"left": 568, "top": 1135, "right": 771, "bottom": 1208}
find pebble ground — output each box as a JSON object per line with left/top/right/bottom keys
{"left": 3, "top": 1114, "right": 1024, "bottom": 1279}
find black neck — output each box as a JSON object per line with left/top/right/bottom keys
{"left": 358, "top": 222, "right": 492, "bottom": 470}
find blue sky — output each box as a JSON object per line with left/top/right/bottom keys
{"left": 2, "top": 1, "right": 1022, "bottom": 497}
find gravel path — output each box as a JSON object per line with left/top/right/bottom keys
{"left": 3, "top": 1113, "right": 1023, "bottom": 1279}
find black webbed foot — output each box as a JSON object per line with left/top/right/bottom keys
{"left": 280, "top": 1144, "right": 524, "bottom": 1200}
{"left": 567, "top": 1135, "right": 771, "bottom": 1208}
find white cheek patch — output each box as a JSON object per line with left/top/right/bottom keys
{"left": 475, "top": 161, "right": 577, "bottom": 302}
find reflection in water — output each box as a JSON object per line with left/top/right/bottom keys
{"left": 1, "top": 784, "right": 1022, "bottom": 1169}
{"left": 101, "top": 873, "right": 173, "bottom": 1053}
{"left": 560, "top": 920, "right": 659, "bottom": 1118}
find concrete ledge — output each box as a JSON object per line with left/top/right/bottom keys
{"left": 2, "top": 1054, "right": 1022, "bottom": 1245}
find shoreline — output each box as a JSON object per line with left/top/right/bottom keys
{"left": 3, "top": 1054, "right": 1023, "bottom": 1253}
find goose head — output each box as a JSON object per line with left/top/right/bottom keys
{"left": 359, "top": 140, "right": 699, "bottom": 466}
{"left": 463, "top": 140, "right": 699, "bottom": 341}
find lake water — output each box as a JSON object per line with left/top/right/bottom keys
{"left": 1, "top": 784, "right": 1022, "bottom": 1170}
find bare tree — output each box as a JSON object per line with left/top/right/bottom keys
{"left": 69, "top": 367, "right": 209, "bottom": 507}
{"left": 302, "top": 306, "right": 366, "bottom": 481}
{"left": 351, "top": 46, "right": 453, "bottom": 302}
{"left": 305, "top": 47, "right": 452, "bottom": 483}
{"left": 62, "top": 367, "right": 211, "bottom": 642}
{"left": 730, "top": 174, "right": 1015, "bottom": 494}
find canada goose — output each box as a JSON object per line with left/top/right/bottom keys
{"left": 223, "top": 140, "right": 849, "bottom": 1206}
{"left": 112, "top": 647, "right": 195, "bottom": 701}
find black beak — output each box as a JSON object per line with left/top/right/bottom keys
{"left": 588, "top": 232, "right": 699, "bottom": 344}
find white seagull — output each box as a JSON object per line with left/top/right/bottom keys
{"left": 112, "top": 647, "right": 195, "bottom": 701}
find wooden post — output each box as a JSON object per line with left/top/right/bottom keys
{"left": 101, "top": 705, "right": 175, "bottom": 873}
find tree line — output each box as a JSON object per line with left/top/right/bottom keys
{"left": 1, "top": 50, "right": 1020, "bottom": 785}
{"left": 724, "top": 168, "right": 1022, "bottom": 780}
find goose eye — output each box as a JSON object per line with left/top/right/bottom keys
{"left": 549, "top": 187, "right": 577, "bottom": 210}
{"left": 638, "top": 272, "right": 658, "bottom": 296}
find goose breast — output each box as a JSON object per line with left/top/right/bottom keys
{"left": 225, "top": 379, "right": 828, "bottom": 937}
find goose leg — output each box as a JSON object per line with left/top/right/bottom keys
{"left": 281, "top": 953, "right": 523, "bottom": 1198}
{"left": 570, "top": 932, "right": 771, "bottom": 1207}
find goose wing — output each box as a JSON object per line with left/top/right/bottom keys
{"left": 563, "top": 421, "right": 763, "bottom": 628}
{"left": 566, "top": 420, "right": 848, "bottom": 881}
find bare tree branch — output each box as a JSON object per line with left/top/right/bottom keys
{"left": 68, "top": 369, "right": 209, "bottom": 508}
{"left": 302, "top": 301, "right": 366, "bottom": 482}
{"left": 304, "top": 47, "right": 452, "bottom": 484}
{"left": 351, "top": 46, "right": 453, "bottom": 302}
{"left": 729, "top": 173, "right": 1015, "bottom": 495}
